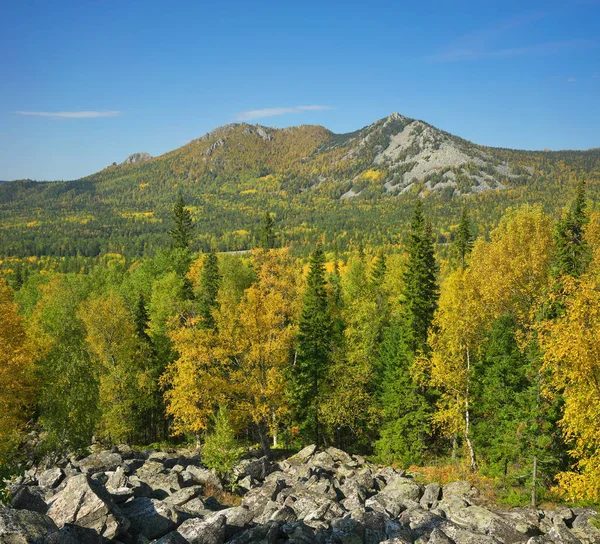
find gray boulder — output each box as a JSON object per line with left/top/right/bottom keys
{"left": 37, "top": 469, "right": 65, "bottom": 490}
{"left": 184, "top": 466, "right": 222, "bottom": 491}
{"left": 0, "top": 507, "right": 58, "bottom": 543}
{"left": 176, "top": 514, "right": 226, "bottom": 544}
{"left": 75, "top": 451, "right": 123, "bottom": 474}
{"left": 46, "top": 474, "right": 129, "bottom": 540}
{"left": 121, "top": 497, "right": 178, "bottom": 540}
{"left": 10, "top": 487, "right": 48, "bottom": 514}
{"left": 45, "top": 523, "right": 103, "bottom": 543}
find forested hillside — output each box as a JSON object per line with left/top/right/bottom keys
{"left": 1, "top": 113, "right": 599, "bottom": 260}
{"left": 2, "top": 182, "right": 600, "bottom": 507}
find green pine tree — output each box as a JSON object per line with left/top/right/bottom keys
{"left": 370, "top": 250, "right": 387, "bottom": 288}
{"left": 258, "top": 212, "right": 276, "bottom": 250}
{"left": 554, "top": 181, "right": 590, "bottom": 279}
{"left": 170, "top": 195, "right": 194, "bottom": 251}
{"left": 374, "top": 319, "right": 431, "bottom": 467}
{"left": 134, "top": 293, "right": 151, "bottom": 342}
{"left": 198, "top": 252, "right": 221, "bottom": 329}
{"left": 402, "top": 200, "right": 439, "bottom": 354}
{"left": 454, "top": 205, "right": 474, "bottom": 268}
{"left": 290, "top": 246, "right": 332, "bottom": 447}
{"left": 202, "top": 405, "right": 244, "bottom": 478}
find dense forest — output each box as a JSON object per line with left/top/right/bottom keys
{"left": 1, "top": 181, "right": 599, "bottom": 508}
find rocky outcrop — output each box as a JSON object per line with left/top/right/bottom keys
{"left": 121, "top": 152, "right": 152, "bottom": 165}
{"left": 3, "top": 446, "right": 599, "bottom": 543}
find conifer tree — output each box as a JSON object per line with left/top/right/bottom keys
{"left": 375, "top": 319, "right": 430, "bottom": 466}
{"left": 554, "top": 181, "right": 590, "bottom": 279}
{"left": 455, "top": 205, "right": 474, "bottom": 268}
{"left": 402, "top": 200, "right": 439, "bottom": 354}
{"left": 169, "top": 195, "right": 195, "bottom": 299}
{"left": 134, "top": 293, "right": 151, "bottom": 342}
{"left": 258, "top": 212, "right": 276, "bottom": 250}
{"left": 370, "top": 250, "right": 387, "bottom": 288}
{"left": 198, "top": 252, "right": 221, "bottom": 329}
{"left": 170, "top": 195, "right": 194, "bottom": 251}
{"left": 290, "top": 246, "right": 332, "bottom": 446}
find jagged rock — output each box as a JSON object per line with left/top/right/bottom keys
{"left": 153, "top": 531, "right": 189, "bottom": 544}
{"left": 0, "top": 508, "right": 58, "bottom": 543}
{"left": 442, "top": 481, "right": 474, "bottom": 499}
{"left": 420, "top": 483, "right": 442, "bottom": 509}
{"left": 10, "top": 487, "right": 48, "bottom": 514}
{"left": 37, "top": 468, "right": 65, "bottom": 490}
{"left": 233, "top": 456, "right": 273, "bottom": 482}
{"left": 176, "top": 513, "right": 226, "bottom": 544}
{"left": 75, "top": 451, "right": 123, "bottom": 474}
{"left": 184, "top": 465, "right": 222, "bottom": 490}
{"left": 571, "top": 509, "right": 600, "bottom": 542}
{"left": 121, "top": 497, "right": 178, "bottom": 540}
{"left": 46, "top": 474, "right": 129, "bottom": 540}
{"left": 163, "top": 486, "right": 203, "bottom": 508}
{"left": 546, "top": 525, "right": 584, "bottom": 543}
{"left": 45, "top": 523, "right": 103, "bottom": 543}
{"left": 288, "top": 444, "right": 317, "bottom": 464}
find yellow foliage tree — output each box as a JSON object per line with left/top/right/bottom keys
{"left": 0, "top": 280, "right": 36, "bottom": 459}
{"left": 416, "top": 205, "right": 555, "bottom": 471}
{"left": 80, "top": 291, "right": 149, "bottom": 443}
{"left": 414, "top": 268, "right": 482, "bottom": 470}
{"left": 163, "top": 249, "right": 299, "bottom": 453}
{"left": 541, "top": 247, "right": 600, "bottom": 501}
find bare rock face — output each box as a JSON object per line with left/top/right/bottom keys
{"left": 121, "top": 152, "right": 152, "bottom": 165}
{"left": 46, "top": 474, "right": 129, "bottom": 540}
{"left": 0, "top": 508, "right": 58, "bottom": 543}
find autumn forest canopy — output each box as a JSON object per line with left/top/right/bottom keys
{"left": 2, "top": 179, "right": 600, "bottom": 507}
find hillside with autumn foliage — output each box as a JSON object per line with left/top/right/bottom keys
{"left": 1, "top": 113, "right": 599, "bottom": 261}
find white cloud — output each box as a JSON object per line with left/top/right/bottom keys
{"left": 235, "top": 105, "right": 332, "bottom": 121}
{"left": 567, "top": 77, "right": 577, "bottom": 82}
{"left": 15, "top": 110, "right": 122, "bottom": 119}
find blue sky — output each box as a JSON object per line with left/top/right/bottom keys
{"left": 1, "top": 0, "right": 599, "bottom": 180}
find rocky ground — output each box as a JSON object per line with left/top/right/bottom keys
{"left": 1, "top": 445, "right": 599, "bottom": 543}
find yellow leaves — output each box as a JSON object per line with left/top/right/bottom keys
{"left": 0, "top": 280, "right": 36, "bottom": 454}
{"left": 359, "top": 169, "right": 386, "bottom": 183}
{"left": 163, "top": 249, "right": 300, "bottom": 438}
{"left": 139, "top": 183, "right": 149, "bottom": 189}
{"left": 541, "top": 272, "right": 600, "bottom": 501}
{"left": 120, "top": 211, "right": 158, "bottom": 222}
{"left": 470, "top": 205, "right": 553, "bottom": 328}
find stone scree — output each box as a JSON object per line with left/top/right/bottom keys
{"left": 1, "top": 444, "right": 599, "bottom": 543}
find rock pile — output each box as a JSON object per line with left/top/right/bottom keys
{"left": 1, "top": 445, "right": 599, "bottom": 543}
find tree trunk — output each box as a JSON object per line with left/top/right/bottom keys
{"left": 257, "top": 422, "right": 272, "bottom": 458}
{"left": 531, "top": 454, "right": 538, "bottom": 507}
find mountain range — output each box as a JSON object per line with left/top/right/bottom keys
{"left": 0, "top": 113, "right": 599, "bottom": 258}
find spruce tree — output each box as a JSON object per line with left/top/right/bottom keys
{"left": 258, "top": 212, "right": 276, "bottom": 250}
{"left": 554, "top": 181, "right": 590, "bottom": 279}
{"left": 169, "top": 195, "right": 195, "bottom": 300}
{"left": 290, "top": 246, "right": 331, "bottom": 446}
{"left": 134, "top": 293, "right": 151, "bottom": 342}
{"left": 370, "top": 250, "right": 387, "bottom": 289}
{"left": 374, "top": 319, "right": 431, "bottom": 466}
{"left": 402, "top": 199, "right": 439, "bottom": 354}
{"left": 198, "top": 252, "right": 221, "bottom": 329}
{"left": 455, "top": 205, "right": 474, "bottom": 268}
{"left": 170, "top": 195, "right": 194, "bottom": 251}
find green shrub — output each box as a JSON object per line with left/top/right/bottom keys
{"left": 202, "top": 406, "right": 244, "bottom": 478}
